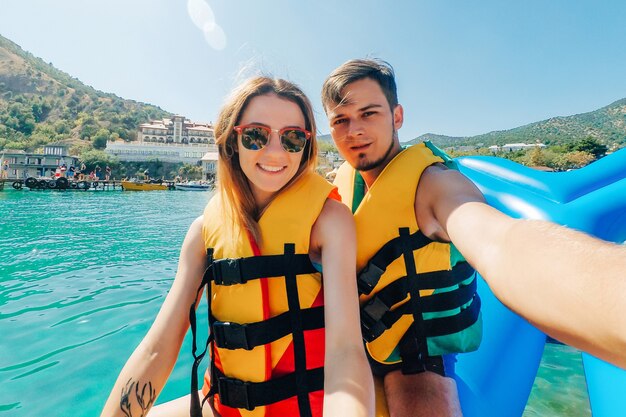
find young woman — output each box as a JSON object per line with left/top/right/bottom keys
{"left": 101, "top": 77, "right": 374, "bottom": 417}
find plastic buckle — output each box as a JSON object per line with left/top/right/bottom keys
{"left": 213, "top": 258, "right": 245, "bottom": 285}
{"left": 363, "top": 297, "right": 390, "bottom": 322}
{"left": 357, "top": 262, "right": 384, "bottom": 295}
{"left": 217, "top": 377, "right": 253, "bottom": 411}
{"left": 213, "top": 321, "right": 251, "bottom": 350}
{"left": 360, "top": 297, "right": 390, "bottom": 342}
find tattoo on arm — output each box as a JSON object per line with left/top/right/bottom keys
{"left": 120, "top": 378, "right": 157, "bottom": 417}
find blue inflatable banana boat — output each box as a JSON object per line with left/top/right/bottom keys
{"left": 452, "top": 148, "right": 626, "bottom": 417}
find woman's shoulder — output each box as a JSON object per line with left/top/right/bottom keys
{"left": 320, "top": 197, "right": 351, "bottom": 219}
{"left": 314, "top": 198, "right": 354, "bottom": 235}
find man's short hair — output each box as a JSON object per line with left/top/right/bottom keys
{"left": 321, "top": 58, "right": 398, "bottom": 112}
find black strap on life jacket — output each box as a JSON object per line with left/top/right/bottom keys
{"left": 357, "top": 229, "right": 432, "bottom": 296}
{"left": 211, "top": 366, "right": 324, "bottom": 411}
{"left": 397, "top": 227, "right": 429, "bottom": 374}
{"left": 358, "top": 227, "right": 481, "bottom": 374}
{"left": 284, "top": 243, "right": 314, "bottom": 417}
{"left": 360, "top": 268, "right": 478, "bottom": 342}
{"left": 212, "top": 306, "right": 324, "bottom": 350}
{"left": 190, "top": 248, "right": 215, "bottom": 417}
{"left": 211, "top": 254, "right": 317, "bottom": 285}
{"left": 191, "top": 243, "right": 324, "bottom": 416}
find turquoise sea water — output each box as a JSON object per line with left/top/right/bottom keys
{"left": 0, "top": 189, "right": 590, "bottom": 417}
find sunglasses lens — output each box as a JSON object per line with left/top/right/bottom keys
{"left": 241, "top": 127, "right": 269, "bottom": 150}
{"left": 281, "top": 129, "right": 308, "bottom": 153}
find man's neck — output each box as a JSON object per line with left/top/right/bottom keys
{"left": 360, "top": 170, "right": 379, "bottom": 190}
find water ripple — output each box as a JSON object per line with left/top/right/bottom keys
{"left": 51, "top": 295, "right": 161, "bottom": 327}
{"left": 0, "top": 326, "right": 127, "bottom": 372}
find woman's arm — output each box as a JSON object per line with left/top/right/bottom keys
{"left": 101, "top": 216, "right": 208, "bottom": 417}
{"left": 311, "top": 199, "right": 375, "bottom": 417}
{"left": 423, "top": 167, "right": 626, "bottom": 368}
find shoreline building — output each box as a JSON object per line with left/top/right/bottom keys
{"left": 0, "top": 144, "right": 79, "bottom": 179}
{"left": 489, "top": 143, "right": 547, "bottom": 152}
{"left": 201, "top": 150, "right": 219, "bottom": 181}
{"left": 106, "top": 116, "right": 219, "bottom": 169}
{"left": 138, "top": 115, "right": 214, "bottom": 145}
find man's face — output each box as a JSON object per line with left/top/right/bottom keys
{"left": 327, "top": 77, "right": 403, "bottom": 172}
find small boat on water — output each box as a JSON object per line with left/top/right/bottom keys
{"left": 121, "top": 180, "right": 169, "bottom": 191}
{"left": 174, "top": 181, "right": 212, "bottom": 191}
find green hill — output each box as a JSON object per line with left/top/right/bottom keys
{"left": 406, "top": 99, "right": 626, "bottom": 149}
{"left": 0, "top": 34, "right": 170, "bottom": 152}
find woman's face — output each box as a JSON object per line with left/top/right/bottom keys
{"left": 236, "top": 93, "right": 307, "bottom": 209}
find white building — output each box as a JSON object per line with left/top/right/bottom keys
{"left": 490, "top": 143, "right": 547, "bottom": 152}
{"left": 106, "top": 141, "right": 216, "bottom": 164}
{"left": 138, "top": 115, "right": 215, "bottom": 145}
{"left": 106, "top": 116, "right": 216, "bottom": 164}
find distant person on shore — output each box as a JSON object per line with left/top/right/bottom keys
{"left": 105, "top": 165, "right": 112, "bottom": 181}
{"left": 1, "top": 160, "right": 8, "bottom": 179}
{"left": 67, "top": 165, "right": 75, "bottom": 180}
{"left": 321, "top": 58, "right": 626, "bottom": 417}
{"left": 60, "top": 163, "right": 67, "bottom": 178}
{"left": 95, "top": 165, "right": 102, "bottom": 180}
{"left": 101, "top": 77, "right": 373, "bottom": 417}
{"left": 143, "top": 169, "right": 150, "bottom": 181}
{"left": 79, "top": 162, "right": 87, "bottom": 180}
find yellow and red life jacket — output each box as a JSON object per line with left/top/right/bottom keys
{"left": 192, "top": 171, "right": 335, "bottom": 417}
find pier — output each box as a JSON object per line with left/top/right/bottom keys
{"left": 0, "top": 177, "right": 124, "bottom": 191}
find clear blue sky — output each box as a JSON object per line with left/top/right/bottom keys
{"left": 2, "top": 0, "right": 626, "bottom": 141}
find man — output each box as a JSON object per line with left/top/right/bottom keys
{"left": 322, "top": 58, "right": 478, "bottom": 417}
{"left": 321, "top": 59, "right": 626, "bottom": 416}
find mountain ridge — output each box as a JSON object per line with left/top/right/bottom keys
{"left": 0, "top": 33, "right": 170, "bottom": 150}
{"left": 406, "top": 97, "right": 626, "bottom": 148}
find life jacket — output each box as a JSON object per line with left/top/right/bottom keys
{"left": 333, "top": 143, "right": 482, "bottom": 374}
{"left": 191, "top": 171, "right": 335, "bottom": 417}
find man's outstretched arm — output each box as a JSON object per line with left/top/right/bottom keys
{"left": 424, "top": 166, "right": 626, "bottom": 369}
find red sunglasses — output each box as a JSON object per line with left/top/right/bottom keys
{"left": 234, "top": 124, "right": 311, "bottom": 153}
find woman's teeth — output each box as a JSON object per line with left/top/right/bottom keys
{"left": 259, "top": 164, "right": 284, "bottom": 172}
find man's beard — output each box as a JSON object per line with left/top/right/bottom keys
{"left": 355, "top": 128, "right": 398, "bottom": 172}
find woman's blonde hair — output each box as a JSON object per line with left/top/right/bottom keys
{"left": 215, "top": 77, "right": 318, "bottom": 241}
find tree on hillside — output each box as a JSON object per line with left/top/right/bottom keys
{"left": 54, "top": 120, "right": 71, "bottom": 134}
{"left": 528, "top": 147, "right": 549, "bottom": 167}
{"left": 554, "top": 151, "right": 595, "bottom": 170}
{"left": 4, "top": 102, "right": 36, "bottom": 135}
{"left": 573, "top": 137, "right": 607, "bottom": 159}
{"left": 31, "top": 100, "right": 52, "bottom": 122}
{"left": 516, "top": 147, "right": 558, "bottom": 168}
{"left": 79, "top": 149, "right": 119, "bottom": 172}
{"left": 92, "top": 128, "right": 111, "bottom": 150}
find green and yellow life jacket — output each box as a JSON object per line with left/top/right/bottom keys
{"left": 334, "top": 143, "right": 482, "bottom": 373}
